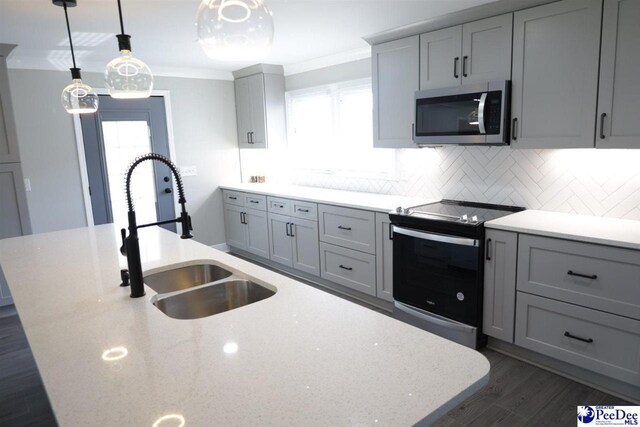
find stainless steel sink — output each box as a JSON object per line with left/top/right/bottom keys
{"left": 152, "top": 280, "right": 276, "bottom": 320}
{"left": 143, "top": 264, "right": 233, "bottom": 294}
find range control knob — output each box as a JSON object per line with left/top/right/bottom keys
{"left": 403, "top": 208, "right": 413, "bottom": 215}
{"left": 461, "top": 214, "right": 469, "bottom": 223}
{"left": 395, "top": 206, "right": 403, "bottom": 214}
{"left": 471, "top": 215, "right": 479, "bottom": 224}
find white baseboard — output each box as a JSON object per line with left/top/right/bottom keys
{"left": 211, "top": 243, "right": 229, "bottom": 252}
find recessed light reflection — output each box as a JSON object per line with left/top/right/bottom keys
{"left": 152, "top": 414, "right": 185, "bottom": 427}
{"left": 101, "top": 346, "right": 128, "bottom": 362}
{"left": 223, "top": 342, "right": 238, "bottom": 354}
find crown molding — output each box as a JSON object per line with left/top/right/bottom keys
{"left": 283, "top": 47, "right": 371, "bottom": 76}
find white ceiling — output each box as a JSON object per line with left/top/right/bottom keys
{"left": 0, "top": 0, "right": 497, "bottom": 79}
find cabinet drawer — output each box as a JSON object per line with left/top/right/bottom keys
{"left": 517, "top": 234, "right": 640, "bottom": 320}
{"left": 515, "top": 292, "right": 640, "bottom": 385}
{"left": 291, "top": 200, "right": 318, "bottom": 221}
{"left": 244, "top": 193, "right": 266, "bottom": 211}
{"left": 318, "top": 205, "right": 375, "bottom": 254}
{"left": 223, "top": 190, "right": 244, "bottom": 207}
{"left": 267, "top": 197, "right": 291, "bottom": 215}
{"left": 320, "top": 243, "right": 376, "bottom": 296}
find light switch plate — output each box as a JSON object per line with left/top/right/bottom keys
{"left": 180, "top": 166, "right": 197, "bottom": 177}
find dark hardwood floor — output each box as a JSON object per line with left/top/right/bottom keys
{"left": 0, "top": 299, "right": 631, "bottom": 427}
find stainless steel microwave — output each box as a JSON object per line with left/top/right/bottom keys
{"left": 414, "top": 80, "right": 511, "bottom": 146}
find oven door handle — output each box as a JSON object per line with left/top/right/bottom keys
{"left": 394, "top": 302, "right": 475, "bottom": 334}
{"left": 478, "top": 92, "right": 487, "bottom": 134}
{"left": 392, "top": 226, "right": 479, "bottom": 247}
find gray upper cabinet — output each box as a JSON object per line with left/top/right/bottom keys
{"left": 511, "top": 0, "right": 602, "bottom": 148}
{"left": 234, "top": 71, "right": 286, "bottom": 149}
{"left": 461, "top": 14, "right": 513, "bottom": 84}
{"left": 420, "top": 14, "right": 512, "bottom": 89}
{"left": 596, "top": 0, "right": 640, "bottom": 149}
{"left": 420, "top": 26, "right": 462, "bottom": 90}
{"left": 372, "top": 36, "right": 419, "bottom": 149}
{"left": 0, "top": 45, "right": 20, "bottom": 164}
{"left": 482, "top": 229, "right": 518, "bottom": 343}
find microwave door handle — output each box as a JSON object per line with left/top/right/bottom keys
{"left": 478, "top": 93, "right": 487, "bottom": 134}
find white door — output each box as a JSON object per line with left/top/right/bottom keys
{"left": 462, "top": 14, "right": 513, "bottom": 84}
{"left": 596, "top": 0, "right": 640, "bottom": 148}
{"left": 291, "top": 218, "right": 320, "bottom": 277}
{"left": 375, "top": 213, "right": 393, "bottom": 302}
{"left": 268, "top": 213, "right": 293, "bottom": 267}
{"left": 372, "top": 36, "right": 419, "bottom": 149}
{"left": 247, "top": 73, "right": 267, "bottom": 148}
{"left": 419, "top": 26, "right": 462, "bottom": 90}
{"left": 511, "top": 0, "right": 602, "bottom": 148}
{"left": 245, "top": 208, "right": 269, "bottom": 258}
{"left": 224, "top": 204, "right": 247, "bottom": 250}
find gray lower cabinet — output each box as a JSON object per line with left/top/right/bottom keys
{"left": 596, "top": 0, "right": 640, "bottom": 148}
{"left": 320, "top": 242, "right": 376, "bottom": 296}
{"left": 372, "top": 36, "right": 419, "bottom": 149}
{"left": 224, "top": 204, "right": 269, "bottom": 257}
{"left": 318, "top": 204, "right": 376, "bottom": 254}
{"left": 482, "top": 229, "right": 518, "bottom": 342}
{"left": 0, "top": 163, "right": 30, "bottom": 239}
{"left": 268, "top": 212, "right": 320, "bottom": 276}
{"left": 375, "top": 213, "right": 393, "bottom": 302}
{"left": 515, "top": 292, "right": 640, "bottom": 386}
{"left": 511, "top": 0, "right": 602, "bottom": 148}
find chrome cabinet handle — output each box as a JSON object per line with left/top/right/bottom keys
{"left": 564, "top": 331, "right": 593, "bottom": 344}
{"left": 462, "top": 56, "right": 468, "bottom": 77}
{"left": 599, "top": 113, "right": 607, "bottom": 140}
{"left": 339, "top": 265, "right": 353, "bottom": 271}
{"left": 337, "top": 225, "right": 352, "bottom": 231}
{"left": 453, "top": 57, "right": 460, "bottom": 79}
{"left": 512, "top": 118, "right": 518, "bottom": 141}
{"left": 567, "top": 270, "right": 597, "bottom": 280}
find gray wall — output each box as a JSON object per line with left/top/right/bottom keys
{"left": 8, "top": 69, "right": 239, "bottom": 245}
{"left": 285, "top": 59, "right": 370, "bottom": 91}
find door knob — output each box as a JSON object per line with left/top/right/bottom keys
{"left": 164, "top": 188, "right": 172, "bottom": 194}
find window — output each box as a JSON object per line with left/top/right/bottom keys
{"left": 286, "top": 79, "right": 395, "bottom": 177}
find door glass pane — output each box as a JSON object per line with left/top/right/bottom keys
{"left": 101, "top": 121, "right": 157, "bottom": 229}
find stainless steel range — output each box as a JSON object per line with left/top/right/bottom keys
{"left": 390, "top": 200, "right": 524, "bottom": 348}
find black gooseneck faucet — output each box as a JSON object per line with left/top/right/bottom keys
{"left": 120, "top": 153, "right": 193, "bottom": 298}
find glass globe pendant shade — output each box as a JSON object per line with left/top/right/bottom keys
{"left": 105, "top": 49, "right": 154, "bottom": 99}
{"left": 61, "top": 70, "right": 98, "bottom": 114}
{"left": 196, "top": 0, "right": 274, "bottom": 61}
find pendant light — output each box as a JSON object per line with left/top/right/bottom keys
{"left": 196, "top": 0, "right": 274, "bottom": 61}
{"left": 54, "top": 0, "right": 98, "bottom": 114}
{"left": 104, "top": 0, "right": 153, "bottom": 98}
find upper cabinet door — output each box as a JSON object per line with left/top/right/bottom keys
{"left": 0, "top": 55, "right": 20, "bottom": 164}
{"left": 234, "top": 77, "right": 252, "bottom": 147}
{"left": 372, "top": 36, "right": 419, "bottom": 149}
{"left": 462, "top": 14, "right": 513, "bottom": 84}
{"left": 247, "top": 73, "right": 267, "bottom": 148}
{"left": 419, "top": 26, "right": 462, "bottom": 90}
{"left": 596, "top": 0, "right": 640, "bottom": 149}
{"left": 511, "top": 0, "right": 602, "bottom": 149}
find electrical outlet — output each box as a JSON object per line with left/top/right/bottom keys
{"left": 24, "top": 178, "right": 31, "bottom": 192}
{"left": 180, "top": 166, "right": 197, "bottom": 177}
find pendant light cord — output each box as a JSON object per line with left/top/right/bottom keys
{"left": 117, "top": 0, "right": 126, "bottom": 35}
{"left": 62, "top": 2, "right": 77, "bottom": 69}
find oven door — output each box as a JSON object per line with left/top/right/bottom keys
{"left": 392, "top": 226, "right": 481, "bottom": 326}
{"left": 414, "top": 80, "right": 509, "bottom": 146}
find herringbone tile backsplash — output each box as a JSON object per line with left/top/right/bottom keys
{"left": 241, "top": 147, "right": 640, "bottom": 220}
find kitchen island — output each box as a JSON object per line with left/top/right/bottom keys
{"left": 0, "top": 225, "right": 489, "bottom": 426}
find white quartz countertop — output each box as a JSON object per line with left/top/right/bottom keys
{"left": 486, "top": 210, "right": 640, "bottom": 250}
{"left": 220, "top": 183, "right": 435, "bottom": 213}
{"left": 0, "top": 225, "right": 489, "bottom": 426}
